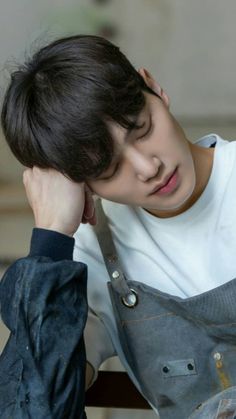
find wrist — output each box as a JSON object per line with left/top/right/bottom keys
{"left": 35, "top": 223, "right": 76, "bottom": 238}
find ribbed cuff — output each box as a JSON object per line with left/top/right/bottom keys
{"left": 29, "top": 228, "right": 75, "bottom": 261}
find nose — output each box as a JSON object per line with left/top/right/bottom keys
{"left": 126, "top": 147, "right": 161, "bottom": 182}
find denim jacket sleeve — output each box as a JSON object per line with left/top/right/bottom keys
{"left": 0, "top": 255, "right": 88, "bottom": 419}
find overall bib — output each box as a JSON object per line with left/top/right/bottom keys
{"left": 94, "top": 199, "right": 236, "bottom": 419}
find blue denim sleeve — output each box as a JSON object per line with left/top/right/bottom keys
{"left": 0, "top": 254, "right": 88, "bottom": 419}
{"left": 29, "top": 228, "right": 75, "bottom": 261}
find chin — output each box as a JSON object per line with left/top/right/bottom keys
{"left": 170, "top": 184, "right": 196, "bottom": 211}
{"left": 150, "top": 184, "right": 195, "bottom": 213}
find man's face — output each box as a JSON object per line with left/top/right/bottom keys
{"left": 87, "top": 91, "right": 196, "bottom": 217}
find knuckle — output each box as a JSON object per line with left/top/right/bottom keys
{"left": 23, "top": 169, "right": 29, "bottom": 184}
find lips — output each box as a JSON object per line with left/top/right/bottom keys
{"left": 149, "top": 169, "right": 177, "bottom": 195}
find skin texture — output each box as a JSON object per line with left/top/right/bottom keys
{"left": 23, "top": 167, "right": 96, "bottom": 237}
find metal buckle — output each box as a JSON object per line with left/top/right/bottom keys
{"left": 121, "top": 289, "right": 138, "bottom": 308}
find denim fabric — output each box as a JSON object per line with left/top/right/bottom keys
{"left": 188, "top": 386, "right": 236, "bottom": 418}
{"left": 0, "top": 256, "right": 88, "bottom": 419}
{"left": 94, "top": 197, "right": 236, "bottom": 418}
{"left": 108, "top": 278, "right": 236, "bottom": 419}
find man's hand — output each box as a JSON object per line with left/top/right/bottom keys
{"left": 23, "top": 167, "right": 96, "bottom": 237}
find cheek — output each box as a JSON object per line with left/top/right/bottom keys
{"left": 86, "top": 183, "right": 105, "bottom": 198}
{"left": 179, "top": 152, "right": 196, "bottom": 192}
{"left": 88, "top": 178, "right": 135, "bottom": 203}
{"left": 87, "top": 181, "right": 122, "bottom": 200}
{"left": 86, "top": 181, "right": 101, "bottom": 197}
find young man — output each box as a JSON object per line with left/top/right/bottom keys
{"left": 2, "top": 34, "right": 236, "bottom": 418}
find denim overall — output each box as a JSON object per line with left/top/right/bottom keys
{"left": 94, "top": 199, "right": 236, "bottom": 419}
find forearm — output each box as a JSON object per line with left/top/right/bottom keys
{"left": 0, "top": 229, "right": 88, "bottom": 419}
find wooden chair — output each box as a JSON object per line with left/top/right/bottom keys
{"left": 85, "top": 371, "right": 151, "bottom": 409}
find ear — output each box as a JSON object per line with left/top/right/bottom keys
{"left": 138, "top": 67, "right": 170, "bottom": 108}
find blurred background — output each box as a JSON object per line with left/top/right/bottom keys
{"left": 1, "top": 0, "right": 236, "bottom": 417}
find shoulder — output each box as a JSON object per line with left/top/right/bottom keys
{"left": 73, "top": 199, "right": 142, "bottom": 262}
{"left": 194, "top": 133, "right": 230, "bottom": 148}
{"left": 102, "top": 199, "right": 136, "bottom": 222}
{"left": 195, "top": 133, "right": 236, "bottom": 164}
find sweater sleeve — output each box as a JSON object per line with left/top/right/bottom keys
{"left": 0, "top": 231, "right": 88, "bottom": 419}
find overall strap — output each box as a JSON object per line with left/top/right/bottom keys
{"left": 93, "top": 199, "right": 138, "bottom": 306}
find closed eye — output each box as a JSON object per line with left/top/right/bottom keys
{"left": 99, "top": 115, "right": 152, "bottom": 181}
{"left": 136, "top": 115, "right": 152, "bottom": 140}
{"left": 99, "top": 161, "right": 121, "bottom": 181}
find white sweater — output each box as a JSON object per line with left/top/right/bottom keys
{"left": 74, "top": 134, "right": 236, "bottom": 402}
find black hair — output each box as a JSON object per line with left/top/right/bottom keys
{"left": 1, "top": 35, "right": 156, "bottom": 181}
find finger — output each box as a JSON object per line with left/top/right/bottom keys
{"left": 23, "top": 171, "right": 33, "bottom": 208}
{"left": 23, "top": 168, "right": 31, "bottom": 185}
{"left": 81, "top": 209, "right": 96, "bottom": 225}
{"left": 88, "top": 211, "right": 97, "bottom": 225}
{"left": 83, "top": 187, "right": 95, "bottom": 220}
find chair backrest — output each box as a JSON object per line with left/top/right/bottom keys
{"left": 85, "top": 371, "right": 151, "bottom": 409}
